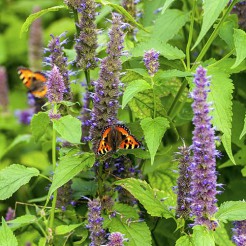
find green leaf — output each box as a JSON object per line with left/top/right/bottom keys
{"left": 161, "top": 0, "right": 175, "bottom": 14}
{"left": 31, "top": 112, "right": 50, "bottom": 142}
{"left": 53, "top": 115, "right": 82, "bottom": 144}
{"left": 0, "top": 218, "right": 18, "bottom": 246}
{"left": 152, "top": 9, "right": 189, "bottom": 42}
{"left": 192, "top": 225, "right": 215, "bottom": 246}
{"left": 214, "top": 223, "right": 234, "bottom": 246}
{"left": 47, "top": 152, "right": 95, "bottom": 200}
{"left": 192, "top": 0, "right": 229, "bottom": 49}
{"left": 20, "top": 5, "right": 68, "bottom": 37}
{"left": 7, "top": 215, "right": 37, "bottom": 231}
{"left": 231, "top": 29, "right": 246, "bottom": 69}
{"left": 175, "top": 235, "right": 192, "bottom": 246}
{"left": 55, "top": 224, "right": 83, "bottom": 235}
{"left": 98, "top": 0, "right": 148, "bottom": 32}
{"left": 156, "top": 70, "right": 192, "bottom": 79}
{"left": 240, "top": 113, "right": 246, "bottom": 139}
{"left": 115, "top": 178, "right": 174, "bottom": 218}
{"left": 0, "top": 164, "right": 39, "bottom": 200}
{"left": 215, "top": 201, "right": 246, "bottom": 223}
{"left": 140, "top": 117, "right": 169, "bottom": 164}
{"left": 104, "top": 204, "right": 152, "bottom": 246}
{"left": 208, "top": 69, "right": 235, "bottom": 164}
{"left": 0, "top": 135, "right": 31, "bottom": 159}
{"left": 122, "top": 80, "right": 151, "bottom": 109}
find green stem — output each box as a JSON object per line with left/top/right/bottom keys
{"left": 97, "top": 161, "right": 104, "bottom": 198}
{"left": 85, "top": 69, "right": 91, "bottom": 89}
{"left": 72, "top": 8, "right": 80, "bottom": 35}
{"left": 151, "top": 77, "right": 156, "bottom": 118}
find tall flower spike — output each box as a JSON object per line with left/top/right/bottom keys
{"left": 232, "top": 220, "right": 246, "bottom": 246}
{"left": 0, "top": 66, "right": 9, "bottom": 111}
{"left": 87, "top": 198, "right": 106, "bottom": 246}
{"left": 175, "top": 143, "right": 192, "bottom": 219}
{"left": 45, "top": 33, "right": 70, "bottom": 98}
{"left": 29, "top": 6, "right": 43, "bottom": 71}
{"left": 190, "top": 66, "right": 220, "bottom": 230}
{"left": 81, "top": 90, "right": 91, "bottom": 142}
{"left": 143, "top": 49, "right": 160, "bottom": 77}
{"left": 90, "top": 13, "right": 125, "bottom": 152}
{"left": 75, "top": 0, "right": 98, "bottom": 70}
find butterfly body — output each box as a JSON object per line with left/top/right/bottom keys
{"left": 17, "top": 67, "right": 47, "bottom": 98}
{"left": 97, "top": 124, "right": 142, "bottom": 155}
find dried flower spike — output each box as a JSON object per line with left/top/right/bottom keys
{"left": 190, "top": 66, "right": 220, "bottom": 230}
{"left": 143, "top": 48, "right": 160, "bottom": 77}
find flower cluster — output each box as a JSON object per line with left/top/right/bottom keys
{"left": 0, "top": 66, "right": 9, "bottom": 111}
{"left": 28, "top": 6, "right": 43, "bottom": 71}
{"left": 175, "top": 143, "right": 192, "bottom": 219}
{"left": 75, "top": 0, "right": 98, "bottom": 70}
{"left": 44, "top": 33, "right": 70, "bottom": 98}
{"left": 143, "top": 49, "right": 160, "bottom": 77}
{"left": 232, "top": 220, "right": 246, "bottom": 246}
{"left": 107, "top": 232, "right": 127, "bottom": 246}
{"left": 87, "top": 198, "right": 106, "bottom": 246}
{"left": 189, "top": 66, "right": 220, "bottom": 230}
{"left": 90, "top": 13, "right": 125, "bottom": 151}
{"left": 5, "top": 207, "right": 15, "bottom": 221}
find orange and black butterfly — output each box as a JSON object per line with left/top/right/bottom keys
{"left": 17, "top": 67, "right": 47, "bottom": 98}
{"left": 96, "top": 124, "right": 142, "bottom": 155}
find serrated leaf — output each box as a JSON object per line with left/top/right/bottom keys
{"left": 20, "top": 5, "right": 68, "bottom": 37}
{"left": 0, "top": 164, "right": 39, "bottom": 200}
{"left": 7, "top": 215, "right": 37, "bottom": 231}
{"left": 115, "top": 178, "right": 174, "bottom": 218}
{"left": 215, "top": 201, "right": 246, "bottom": 223}
{"left": 53, "top": 115, "right": 82, "bottom": 144}
{"left": 0, "top": 135, "right": 31, "bottom": 159}
{"left": 55, "top": 224, "right": 83, "bottom": 235}
{"left": 156, "top": 70, "right": 192, "bottom": 79}
{"left": 152, "top": 9, "right": 189, "bottom": 42}
{"left": 175, "top": 235, "right": 192, "bottom": 246}
{"left": 192, "top": 0, "right": 229, "bottom": 49}
{"left": 0, "top": 218, "right": 18, "bottom": 246}
{"left": 231, "top": 29, "right": 246, "bottom": 69}
{"left": 214, "top": 223, "right": 234, "bottom": 246}
{"left": 122, "top": 80, "right": 151, "bottom": 109}
{"left": 140, "top": 117, "right": 169, "bottom": 164}
{"left": 208, "top": 69, "right": 235, "bottom": 164}
{"left": 161, "top": 0, "right": 175, "bottom": 14}
{"left": 104, "top": 204, "right": 151, "bottom": 246}
{"left": 47, "top": 152, "right": 95, "bottom": 200}
{"left": 193, "top": 226, "right": 215, "bottom": 246}
{"left": 240, "top": 113, "right": 246, "bottom": 139}
{"left": 98, "top": 0, "right": 148, "bottom": 32}
{"left": 31, "top": 112, "right": 50, "bottom": 142}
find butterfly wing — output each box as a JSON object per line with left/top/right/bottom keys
{"left": 96, "top": 126, "right": 113, "bottom": 155}
{"left": 115, "top": 125, "right": 142, "bottom": 150}
{"left": 17, "top": 67, "right": 47, "bottom": 98}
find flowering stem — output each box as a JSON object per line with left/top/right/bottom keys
{"left": 151, "top": 77, "right": 156, "bottom": 118}
{"left": 84, "top": 69, "right": 91, "bottom": 88}
{"left": 72, "top": 8, "right": 80, "bottom": 34}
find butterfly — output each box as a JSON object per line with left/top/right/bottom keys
{"left": 17, "top": 67, "right": 47, "bottom": 98}
{"left": 96, "top": 124, "right": 142, "bottom": 155}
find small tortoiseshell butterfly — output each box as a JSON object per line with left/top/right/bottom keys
{"left": 17, "top": 67, "right": 47, "bottom": 98}
{"left": 97, "top": 124, "right": 142, "bottom": 155}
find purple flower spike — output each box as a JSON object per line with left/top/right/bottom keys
{"left": 143, "top": 49, "right": 160, "bottom": 77}
{"left": 90, "top": 13, "right": 125, "bottom": 152}
{"left": 47, "top": 65, "right": 65, "bottom": 103}
{"left": 175, "top": 143, "right": 192, "bottom": 219}
{"left": 75, "top": 0, "right": 98, "bottom": 70}
{"left": 190, "top": 66, "right": 219, "bottom": 230}
{"left": 87, "top": 198, "right": 106, "bottom": 246}
{"left": 232, "top": 220, "right": 246, "bottom": 246}
{"left": 107, "top": 232, "right": 128, "bottom": 246}
{"left": 64, "top": 0, "right": 81, "bottom": 9}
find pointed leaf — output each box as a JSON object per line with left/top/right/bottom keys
{"left": 0, "top": 219, "right": 18, "bottom": 246}
{"left": 53, "top": 115, "right": 82, "bottom": 144}
{"left": 47, "top": 152, "right": 95, "bottom": 200}
{"left": 7, "top": 215, "right": 37, "bottom": 231}
{"left": 240, "top": 113, "right": 246, "bottom": 139}
{"left": 141, "top": 117, "right": 169, "bottom": 164}
{"left": 214, "top": 223, "right": 234, "bottom": 246}
{"left": 122, "top": 80, "right": 151, "bottom": 109}
{"left": 115, "top": 178, "right": 174, "bottom": 218}
{"left": 231, "top": 29, "right": 246, "bottom": 69}
{"left": 215, "top": 201, "right": 246, "bottom": 223}
{"left": 56, "top": 224, "right": 83, "bottom": 235}
{"left": 193, "top": 225, "right": 215, "bottom": 246}
{"left": 31, "top": 112, "right": 50, "bottom": 142}
{"left": 176, "top": 235, "right": 192, "bottom": 246}
{"left": 0, "top": 164, "right": 39, "bottom": 200}
{"left": 192, "top": 0, "right": 229, "bottom": 49}
{"left": 161, "top": 0, "right": 175, "bottom": 14}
